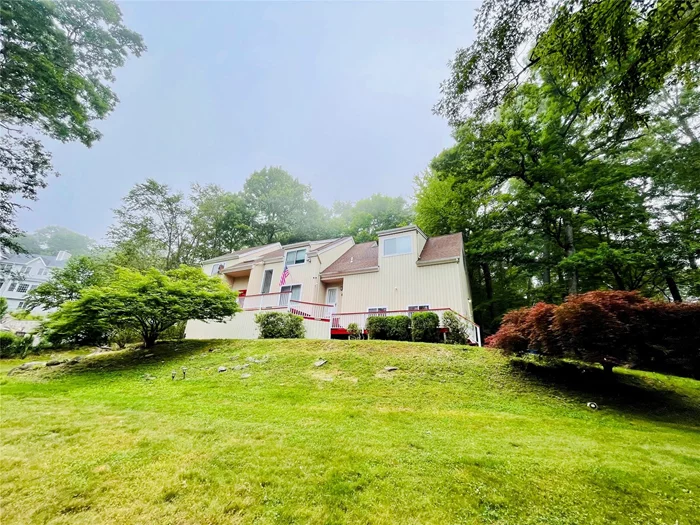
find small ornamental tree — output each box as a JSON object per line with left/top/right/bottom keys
{"left": 43, "top": 266, "right": 239, "bottom": 347}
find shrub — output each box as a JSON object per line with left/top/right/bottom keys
{"left": 0, "top": 297, "right": 7, "bottom": 319}
{"left": 387, "top": 315, "right": 412, "bottom": 341}
{"left": 443, "top": 310, "right": 467, "bottom": 345}
{"left": 10, "top": 309, "right": 42, "bottom": 320}
{"left": 0, "top": 332, "right": 20, "bottom": 358}
{"left": 487, "top": 291, "right": 700, "bottom": 377}
{"left": 255, "top": 312, "right": 305, "bottom": 339}
{"left": 347, "top": 323, "right": 361, "bottom": 340}
{"left": 366, "top": 316, "right": 389, "bottom": 340}
{"left": 411, "top": 312, "right": 440, "bottom": 343}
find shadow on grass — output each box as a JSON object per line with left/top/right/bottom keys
{"left": 509, "top": 358, "right": 700, "bottom": 426}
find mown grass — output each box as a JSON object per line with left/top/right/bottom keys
{"left": 1, "top": 339, "right": 698, "bottom": 524}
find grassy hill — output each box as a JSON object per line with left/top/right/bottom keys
{"left": 1, "top": 340, "right": 698, "bottom": 524}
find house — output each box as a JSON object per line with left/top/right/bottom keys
{"left": 0, "top": 251, "right": 72, "bottom": 314}
{"left": 186, "top": 226, "right": 480, "bottom": 344}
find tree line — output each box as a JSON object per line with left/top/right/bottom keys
{"left": 414, "top": 0, "right": 699, "bottom": 333}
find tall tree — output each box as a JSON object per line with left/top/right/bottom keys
{"left": 0, "top": 0, "right": 145, "bottom": 252}
{"left": 436, "top": 0, "right": 700, "bottom": 127}
{"left": 108, "top": 179, "right": 191, "bottom": 270}
{"left": 331, "top": 194, "right": 414, "bottom": 242}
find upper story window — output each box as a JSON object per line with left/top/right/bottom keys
{"left": 285, "top": 248, "right": 307, "bottom": 266}
{"left": 211, "top": 263, "right": 225, "bottom": 276}
{"left": 16, "top": 283, "right": 30, "bottom": 293}
{"left": 8, "top": 282, "right": 17, "bottom": 292}
{"left": 37, "top": 268, "right": 49, "bottom": 276}
{"left": 383, "top": 235, "right": 411, "bottom": 256}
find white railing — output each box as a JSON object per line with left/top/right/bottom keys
{"left": 238, "top": 292, "right": 290, "bottom": 311}
{"left": 330, "top": 308, "right": 482, "bottom": 346}
{"left": 288, "top": 300, "right": 334, "bottom": 321}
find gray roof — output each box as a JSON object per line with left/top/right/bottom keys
{"left": 0, "top": 253, "right": 69, "bottom": 268}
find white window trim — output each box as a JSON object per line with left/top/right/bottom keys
{"left": 407, "top": 304, "right": 431, "bottom": 310}
{"left": 284, "top": 248, "right": 308, "bottom": 267}
{"left": 279, "top": 283, "right": 302, "bottom": 306}
{"left": 325, "top": 287, "right": 339, "bottom": 305}
{"left": 382, "top": 235, "right": 412, "bottom": 257}
{"left": 367, "top": 306, "right": 389, "bottom": 313}
{"left": 260, "top": 269, "right": 274, "bottom": 294}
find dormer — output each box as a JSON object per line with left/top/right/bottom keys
{"left": 377, "top": 225, "right": 428, "bottom": 260}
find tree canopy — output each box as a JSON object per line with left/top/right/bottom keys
{"left": 0, "top": 0, "right": 145, "bottom": 252}
{"left": 43, "top": 266, "right": 240, "bottom": 347}
{"left": 16, "top": 226, "right": 96, "bottom": 256}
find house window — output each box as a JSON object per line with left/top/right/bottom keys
{"left": 279, "top": 284, "right": 302, "bottom": 306}
{"left": 261, "top": 269, "right": 274, "bottom": 294}
{"left": 17, "top": 302, "right": 24, "bottom": 309}
{"left": 408, "top": 304, "right": 430, "bottom": 315}
{"left": 8, "top": 282, "right": 17, "bottom": 292}
{"left": 17, "top": 283, "right": 30, "bottom": 293}
{"left": 285, "top": 248, "right": 307, "bottom": 266}
{"left": 367, "top": 307, "right": 388, "bottom": 316}
{"left": 210, "top": 263, "right": 225, "bottom": 276}
{"left": 383, "top": 236, "right": 411, "bottom": 256}
{"left": 0, "top": 280, "right": 4, "bottom": 290}
{"left": 29, "top": 285, "right": 38, "bottom": 291}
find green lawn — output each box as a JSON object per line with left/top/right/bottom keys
{"left": 1, "top": 339, "right": 698, "bottom": 525}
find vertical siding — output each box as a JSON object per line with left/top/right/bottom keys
{"left": 318, "top": 238, "right": 354, "bottom": 272}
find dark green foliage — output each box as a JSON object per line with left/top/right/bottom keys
{"left": 255, "top": 312, "right": 305, "bottom": 339}
{"left": 0, "top": 332, "right": 20, "bottom": 358}
{"left": 365, "top": 316, "right": 389, "bottom": 340}
{"left": 159, "top": 321, "right": 187, "bottom": 342}
{"left": 0, "top": 297, "right": 7, "bottom": 319}
{"left": 411, "top": 312, "right": 440, "bottom": 343}
{"left": 108, "top": 328, "right": 141, "bottom": 349}
{"left": 386, "top": 316, "right": 412, "bottom": 342}
{"left": 442, "top": 310, "right": 467, "bottom": 345}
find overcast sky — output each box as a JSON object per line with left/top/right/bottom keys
{"left": 18, "top": 0, "right": 479, "bottom": 242}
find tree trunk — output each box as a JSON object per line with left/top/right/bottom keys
{"left": 542, "top": 243, "right": 552, "bottom": 301}
{"left": 564, "top": 220, "right": 578, "bottom": 295}
{"left": 481, "top": 263, "right": 495, "bottom": 321}
{"left": 601, "top": 361, "right": 615, "bottom": 376}
{"left": 143, "top": 332, "right": 158, "bottom": 348}
{"left": 665, "top": 275, "right": 683, "bottom": 302}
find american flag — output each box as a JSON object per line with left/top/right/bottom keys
{"left": 279, "top": 264, "right": 290, "bottom": 286}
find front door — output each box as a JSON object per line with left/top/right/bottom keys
{"left": 326, "top": 287, "right": 338, "bottom": 310}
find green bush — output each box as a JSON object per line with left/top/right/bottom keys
{"left": 0, "top": 332, "right": 20, "bottom": 358}
{"left": 10, "top": 309, "right": 42, "bottom": 321}
{"left": 347, "top": 323, "right": 361, "bottom": 340}
{"left": 411, "top": 312, "right": 440, "bottom": 343}
{"left": 255, "top": 312, "right": 305, "bottom": 339}
{"left": 366, "top": 316, "right": 389, "bottom": 339}
{"left": 443, "top": 310, "right": 467, "bottom": 344}
{"left": 387, "top": 315, "right": 412, "bottom": 341}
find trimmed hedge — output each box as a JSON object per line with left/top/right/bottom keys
{"left": 366, "top": 315, "right": 412, "bottom": 341}
{"left": 486, "top": 291, "right": 700, "bottom": 377}
{"left": 255, "top": 312, "right": 305, "bottom": 339}
{"left": 443, "top": 310, "right": 467, "bottom": 344}
{"left": 411, "top": 312, "right": 440, "bottom": 343}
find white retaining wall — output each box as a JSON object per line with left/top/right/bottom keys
{"left": 185, "top": 312, "right": 330, "bottom": 340}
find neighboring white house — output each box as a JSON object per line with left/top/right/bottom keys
{"left": 0, "top": 251, "right": 72, "bottom": 314}
{"left": 186, "top": 226, "right": 481, "bottom": 343}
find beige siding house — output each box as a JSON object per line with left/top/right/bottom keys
{"left": 186, "top": 226, "right": 480, "bottom": 344}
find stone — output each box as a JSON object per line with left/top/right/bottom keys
{"left": 20, "top": 361, "right": 43, "bottom": 370}
{"left": 384, "top": 366, "right": 398, "bottom": 372}
{"left": 314, "top": 359, "right": 327, "bottom": 367}
{"left": 68, "top": 356, "right": 84, "bottom": 364}
{"left": 143, "top": 374, "right": 156, "bottom": 381}
{"left": 218, "top": 366, "right": 227, "bottom": 373}
{"left": 46, "top": 360, "right": 65, "bottom": 367}
{"left": 144, "top": 354, "right": 154, "bottom": 358}
{"left": 240, "top": 373, "right": 251, "bottom": 379}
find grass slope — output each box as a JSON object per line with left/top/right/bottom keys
{"left": 1, "top": 340, "right": 699, "bottom": 525}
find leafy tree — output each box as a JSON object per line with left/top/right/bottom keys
{"left": 109, "top": 179, "right": 192, "bottom": 270}
{"left": 0, "top": 0, "right": 145, "bottom": 251}
{"left": 24, "top": 255, "right": 113, "bottom": 311}
{"left": 0, "top": 297, "right": 8, "bottom": 319}
{"left": 16, "top": 226, "right": 96, "bottom": 256}
{"left": 44, "top": 266, "right": 240, "bottom": 347}
{"left": 242, "top": 167, "right": 328, "bottom": 245}
{"left": 331, "top": 194, "right": 414, "bottom": 242}
{"left": 437, "top": 0, "right": 700, "bottom": 127}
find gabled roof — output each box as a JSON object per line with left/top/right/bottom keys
{"left": 261, "top": 237, "right": 350, "bottom": 262}
{"left": 320, "top": 241, "right": 379, "bottom": 276}
{"left": 201, "top": 243, "right": 281, "bottom": 264}
{"left": 0, "top": 253, "right": 69, "bottom": 268}
{"left": 418, "top": 232, "right": 463, "bottom": 263}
